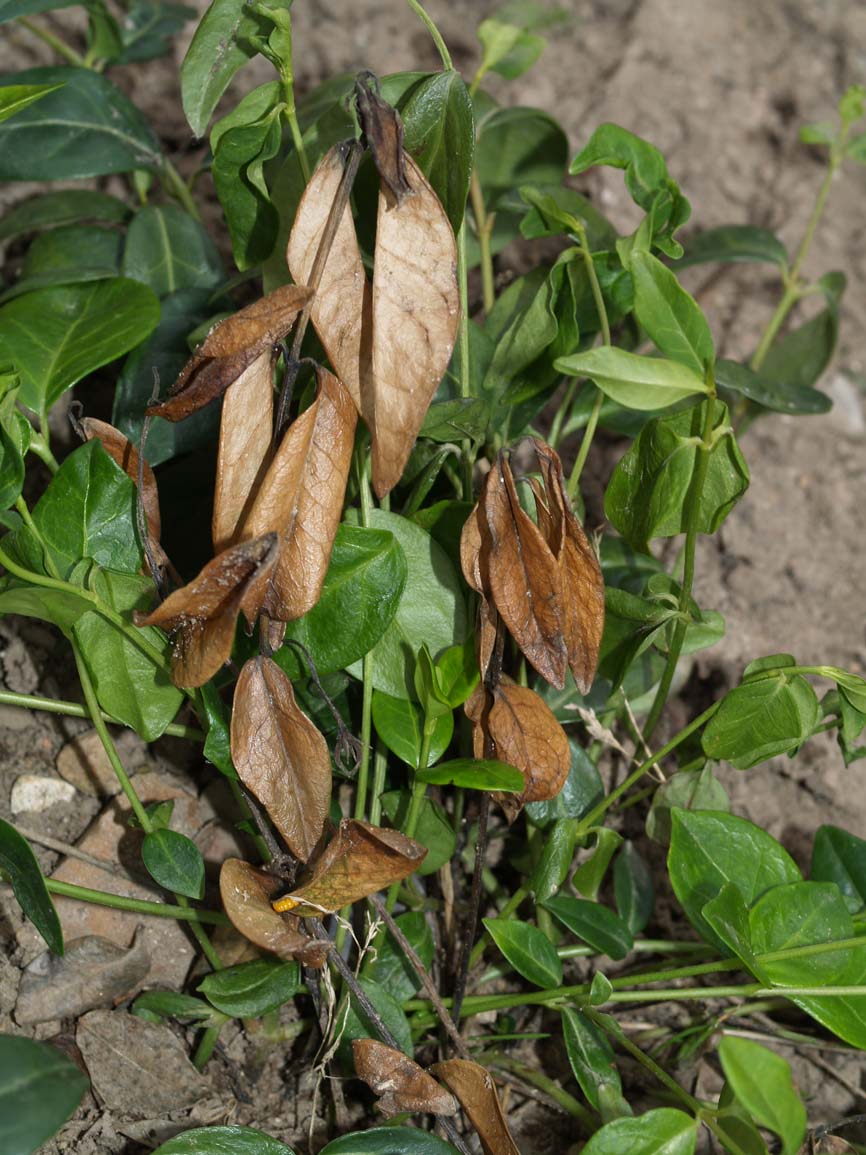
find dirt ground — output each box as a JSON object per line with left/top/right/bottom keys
{"left": 1, "top": 1, "right": 866, "bottom": 1151}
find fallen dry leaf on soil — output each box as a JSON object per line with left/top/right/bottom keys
{"left": 219, "top": 858, "right": 328, "bottom": 967}
{"left": 272, "top": 820, "right": 427, "bottom": 915}
{"left": 430, "top": 1058, "right": 521, "bottom": 1155}
{"left": 353, "top": 1040, "right": 457, "bottom": 1117}
{"left": 231, "top": 656, "right": 331, "bottom": 862}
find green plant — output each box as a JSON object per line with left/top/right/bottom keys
{"left": 0, "top": 3, "right": 865, "bottom": 1153}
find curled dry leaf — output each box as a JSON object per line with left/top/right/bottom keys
{"left": 354, "top": 73, "right": 412, "bottom": 203}
{"left": 352, "top": 1039, "right": 457, "bottom": 1118}
{"left": 76, "top": 417, "right": 161, "bottom": 542}
{"left": 243, "top": 367, "right": 357, "bottom": 621}
{"left": 219, "top": 858, "right": 328, "bottom": 968}
{"left": 430, "top": 1059, "right": 521, "bottom": 1155}
{"left": 135, "top": 533, "right": 278, "bottom": 687}
{"left": 147, "top": 284, "right": 311, "bottom": 422}
{"left": 231, "top": 656, "right": 331, "bottom": 863}
{"left": 272, "top": 820, "right": 427, "bottom": 915}
{"left": 212, "top": 351, "right": 274, "bottom": 552}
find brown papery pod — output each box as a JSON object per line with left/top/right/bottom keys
{"left": 231, "top": 656, "right": 331, "bottom": 863}
{"left": 242, "top": 367, "right": 357, "bottom": 622}
{"left": 212, "top": 351, "right": 274, "bottom": 552}
{"left": 286, "top": 144, "right": 370, "bottom": 414}
{"left": 370, "top": 153, "right": 459, "bottom": 498}
{"left": 430, "top": 1059, "right": 522, "bottom": 1155}
{"left": 76, "top": 418, "right": 161, "bottom": 542}
{"left": 352, "top": 1040, "right": 457, "bottom": 1118}
{"left": 219, "top": 858, "right": 328, "bottom": 968}
{"left": 135, "top": 533, "right": 278, "bottom": 687}
{"left": 272, "top": 820, "right": 427, "bottom": 915}
{"left": 146, "top": 284, "right": 312, "bottom": 422}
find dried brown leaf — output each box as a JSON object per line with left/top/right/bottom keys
{"left": 370, "top": 153, "right": 459, "bottom": 498}
{"left": 146, "top": 285, "right": 311, "bottom": 422}
{"left": 212, "top": 352, "right": 274, "bottom": 552}
{"left": 354, "top": 74, "right": 412, "bottom": 203}
{"left": 219, "top": 858, "right": 328, "bottom": 967}
{"left": 272, "top": 820, "right": 427, "bottom": 915}
{"left": 353, "top": 1040, "right": 457, "bottom": 1118}
{"left": 77, "top": 418, "right": 161, "bottom": 542}
{"left": 430, "top": 1059, "right": 522, "bottom": 1155}
{"left": 243, "top": 367, "right": 357, "bottom": 621}
{"left": 231, "top": 656, "right": 331, "bottom": 863}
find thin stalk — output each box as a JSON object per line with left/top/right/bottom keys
{"left": 488, "top": 1054, "right": 595, "bottom": 1126}
{"left": 355, "top": 450, "right": 375, "bottom": 822}
{"left": 588, "top": 1010, "right": 703, "bottom": 1114}
{"left": 452, "top": 791, "right": 490, "bottom": 1022}
{"left": 43, "top": 879, "right": 230, "bottom": 924}
{"left": 469, "top": 172, "right": 495, "bottom": 314}
{"left": 384, "top": 721, "right": 434, "bottom": 912}
{"left": 284, "top": 107, "right": 311, "bottom": 183}
{"left": 642, "top": 378, "right": 717, "bottom": 742}
{"left": 0, "top": 687, "right": 203, "bottom": 740}
{"left": 548, "top": 377, "right": 578, "bottom": 450}
{"left": 479, "top": 937, "right": 710, "bottom": 984}
{"left": 227, "top": 779, "right": 272, "bottom": 864}
{"left": 192, "top": 1024, "right": 223, "bottom": 1069}
{"left": 404, "top": 0, "right": 453, "bottom": 69}
{"left": 368, "top": 741, "right": 388, "bottom": 826}
{"left": 456, "top": 218, "right": 474, "bottom": 500}
{"left": 160, "top": 158, "right": 201, "bottom": 221}
{"left": 566, "top": 390, "right": 602, "bottom": 501}
{"left": 28, "top": 431, "right": 59, "bottom": 473}
{"left": 17, "top": 16, "right": 86, "bottom": 65}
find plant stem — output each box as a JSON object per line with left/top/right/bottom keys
{"left": 17, "top": 16, "right": 86, "bottom": 65}
{"left": 284, "top": 107, "right": 310, "bottom": 183}
{"left": 469, "top": 172, "right": 495, "bottom": 314}
{"left": 566, "top": 390, "right": 602, "bottom": 502}
{"left": 160, "top": 157, "right": 201, "bottom": 221}
{"left": 404, "top": 0, "right": 453, "bottom": 69}
{"left": 369, "top": 741, "right": 388, "bottom": 826}
{"left": 28, "top": 431, "right": 59, "bottom": 473}
{"left": 488, "top": 1053, "right": 595, "bottom": 1126}
{"left": 588, "top": 1010, "right": 703, "bottom": 1114}
{"left": 642, "top": 376, "right": 717, "bottom": 742}
{"left": 0, "top": 687, "right": 204, "bottom": 740}
{"left": 456, "top": 218, "right": 475, "bottom": 500}
{"left": 43, "top": 879, "right": 230, "bottom": 924}
{"left": 452, "top": 791, "right": 490, "bottom": 1022}
{"left": 548, "top": 378, "right": 578, "bottom": 450}
{"left": 192, "top": 1024, "right": 223, "bottom": 1069}
{"left": 384, "top": 720, "right": 434, "bottom": 912}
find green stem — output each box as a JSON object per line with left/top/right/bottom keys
{"left": 470, "top": 172, "right": 495, "bottom": 314}
{"left": 284, "top": 107, "right": 311, "bottom": 183}
{"left": 160, "top": 158, "right": 201, "bottom": 222}
{"left": 0, "top": 686, "right": 204, "bottom": 738}
{"left": 44, "top": 879, "right": 230, "bottom": 924}
{"left": 489, "top": 1054, "right": 595, "bottom": 1126}
{"left": 192, "top": 1023, "right": 223, "bottom": 1069}
{"left": 28, "top": 431, "right": 59, "bottom": 474}
{"left": 457, "top": 218, "right": 474, "bottom": 500}
{"left": 385, "top": 721, "right": 434, "bottom": 912}
{"left": 643, "top": 375, "right": 717, "bottom": 742}
{"left": 566, "top": 390, "right": 602, "bottom": 501}
{"left": 227, "top": 778, "right": 272, "bottom": 864}
{"left": 548, "top": 378, "right": 578, "bottom": 450}
{"left": 17, "top": 16, "right": 86, "bottom": 65}
{"left": 369, "top": 741, "right": 388, "bottom": 826}
{"left": 588, "top": 1010, "right": 703, "bottom": 1114}
{"left": 404, "top": 0, "right": 453, "bottom": 69}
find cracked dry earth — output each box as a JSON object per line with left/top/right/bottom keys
{"left": 1, "top": 1, "right": 866, "bottom": 1151}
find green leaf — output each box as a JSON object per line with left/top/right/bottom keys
{"left": 0, "top": 82, "right": 64, "bottom": 125}
{"left": 212, "top": 102, "right": 282, "bottom": 270}
{"left": 420, "top": 397, "right": 489, "bottom": 442}
{"left": 0, "top": 0, "right": 76, "bottom": 23}
{"left": 379, "top": 791, "right": 455, "bottom": 876}
{"left": 613, "top": 842, "right": 654, "bottom": 935}
{"left": 530, "top": 818, "right": 577, "bottom": 904}
{"left": 573, "top": 828, "right": 623, "bottom": 901}
{"left": 364, "top": 911, "right": 434, "bottom": 1003}
{"left": 122, "top": 204, "right": 222, "bottom": 296}
{"left": 116, "top": 0, "right": 195, "bottom": 64}
{"left": 1, "top": 224, "right": 124, "bottom": 303}
{"left": 320, "top": 1129, "right": 459, "bottom": 1155}
{"left": 199, "top": 959, "right": 301, "bottom": 1018}
{"left": 581, "top": 1108, "right": 697, "bottom": 1155}
{"left": 129, "top": 799, "right": 174, "bottom": 832}
{"left": 477, "top": 18, "right": 545, "bottom": 81}
{"left": 400, "top": 70, "right": 474, "bottom": 232}
{"left": 543, "top": 895, "right": 633, "bottom": 960}
{"left": 714, "top": 358, "right": 831, "bottom": 416}
{"left": 676, "top": 226, "right": 787, "bottom": 269}
{"left": 702, "top": 673, "right": 820, "bottom": 769}
{"left": 0, "top": 68, "right": 161, "bottom": 178}
{"left": 180, "top": 0, "right": 263, "bottom": 137}
{"left": 132, "top": 991, "right": 216, "bottom": 1023}
{"left": 338, "top": 976, "right": 413, "bottom": 1057}
{"left": 0, "top": 396, "right": 29, "bottom": 511}
{"left": 526, "top": 736, "right": 603, "bottom": 828}
{"left": 73, "top": 569, "right": 181, "bottom": 741}
{"left": 371, "top": 692, "right": 453, "bottom": 769}
{"left": 0, "top": 580, "right": 92, "bottom": 633}
{"left": 483, "top": 268, "right": 558, "bottom": 404}
{"left": 629, "top": 249, "right": 714, "bottom": 375}
{"left": 276, "top": 524, "right": 407, "bottom": 679}
{"left": 760, "top": 271, "right": 845, "bottom": 391}
{"left": 200, "top": 682, "right": 236, "bottom": 778}
{"left": 345, "top": 510, "right": 467, "bottom": 700}
{"left": 152, "top": 1127, "right": 296, "bottom": 1154}
{"left": 604, "top": 400, "right": 749, "bottom": 551}
{"left": 0, "top": 1034, "right": 89, "bottom": 1155}
{"left": 416, "top": 758, "right": 524, "bottom": 792}
{"left": 556, "top": 347, "right": 707, "bottom": 411}
{"left": 702, "top": 884, "right": 756, "bottom": 969}
{"left": 717, "top": 1037, "right": 806, "bottom": 1155}
{"left": 483, "top": 917, "right": 563, "bottom": 988}
{"left": 0, "top": 278, "right": 159, "bottom": 411}
{"left": 0, "top": 817, "right": 63, "bottom": 954}
{"left": 519, "top": 184, "right": 618, "bottom": 249}
{"left": 0, "top": 190, "right": 130, "bottom": 245}
{"left": 142, "top": 829, "right": 205, "bottom": 899}
{"left": 646, "top": 766, "right": 730, "bottom": 845}
{"left": 668, "top": 809, "right": 800, "bottom": 949}
{"left": 812, "top": 825, "right": 866, "bottom": 912}
{"left": 561, "top": 1007, "right": 631, "bottom": 1121}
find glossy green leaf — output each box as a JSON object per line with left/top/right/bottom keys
{"left": 0, "top": 580, "right": 92, "bottom": 634}
{"left": 702, "top": 673, "right": 820, "bottom": 769}
{"left": 379, "top": 791, "right": 455, "bottom": 877}
{"left": 483, "top": 268, "right": 557, "bottom": 403}
{"left": 519, "top": 184, "right": 618, "bottom": 249}
{"left": 401, "top": 70, "right": 474, "bottom": 231}
{"left": 0, "top": 190, "right": 130, "bottom": 244}
{"left": 556, "top": 347, "right": 707, "bottom": 411}
{"left": 199, "top": 959, "right": 301, "bottom": 1018}
{"left": 0, "top": 278, "right": 159, "bottom": 411}
{"left": 416, "top": 758, "right": 524, "bottom": 792}
{"left": 419, "top": 397, "right": 488, "bottom": 442}
{"left": 676, "top": 226, "right": 787, "bottom": 269}
{"left": 718, "top": 1037, "right": 806, "bottom": 1155}
{"left": 812, "top": 825, "right": 866, "bottom": 912}
{"left": 129, "top": 799, "right": 175, "bottom": 833}
{"left": 0, "top": 68, "right": 161, "bottom": 178}
{"left": 0, "top": 1034, "right": 88, "bottom": 1155}
{"left": 0, "top": 817, "right": 63, "bottom": 954}
{"left": 530, "top": 819, "right": 577, "bottom": 904}
{"left": 364, "top": 911, "right": 434, "bottom": 1003}
{"left": 668, "top": 809, "right": 800, "bottom": 949}
{"left": 629, "top": 249, "right": 714, "bottom": 376}
{"left": 152, "top": 1127, "right": 296, "bottom": 1154}
{"left": 526, "top": 737, "right": 603, "bottom": 828}
{"left": 0, "top": 82, "right": 64, "bottom": 125}
{"left": 0, "top": 395, "right": 29, "bottom": 511}
{"left": 2, "top": 224, "right": 123, "bottom": 302}
{"left": 581, "top": 1108, "right": 697, "bottom": 1155}
{"left": 646, "top": 766, "right": 729, "bottom": 845}
{"left": 320, "top": 1129, "right": 459, "bottom": 1155}
{"left": 760, "top": 271, "right": 845, "bottom": 392}
{"left": 200, "top": 682, "right": 236, "bottom": 778}
{"left": 702, "top": 883, "right": 757, "bottom": 970}
{"left": 115, "top": 0, "right": 195, "bottom": 63}
{"left": 142, "top": 828, "right": 205, "bottom": 899}
{"left": 122, "top": 204, "right": 222, "bottom": 296}
{"left": 483, "top": 917, "right": 563, "bottom": 988}
{"left": 132, "top": 991, "right": 216, "bottom": 1023}
{"left": 543, "top": 895, "right": 633, "bottom": 960}
{"left": 180, "top": 0, "right": 263, "bottom": 137}
{"left": 561, "top": 1007, "right": 631, "bottom": 1121}
{"left": 371, "top": 692, "right": 453, "bottom": 769}
{"left": 0, "top": 0, "right": 77, "bottom": 23}
{"left": 276, "top": 524, "right": 407, "bottom": 679}
{"left": 212, "top": 102, "right": 282, "bottom": 270}
{"left": 613, "top": 842, "right": 654, "bottom": 935}
{"left": 431, "top": 642, "right": 478, "bottom": 709}
{"left": 338, "top": 976, "right": 413, "bottom": 1057}
{"left": 714, "top": 358, "right": 831, "bottom": 416}
{"left": 573, "top": 829, "right": 623, "bottom": 902}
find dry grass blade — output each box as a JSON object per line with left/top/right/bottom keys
{"left": 212, "top": 351, "right": 275, "bottom": 552}
{"left": 352, "top": 1040, "right": 458, "bottom": 1118}
{"left": 231, "top": 656, "right": 331, "bottom": 863}
{"left": 430, "top": 1059, "right": 522, "bottom": 1155}
{"left": 272, "top": 820, "right": 427, "bottom": 915}
{"left": 243, "top": 367, "right": 357, "bottom": 622}
{"left": 76, "top": 417, "right": 161, "bottom": 542}
{"left": 370, "top": 153, "right": 459, "bottom": 498}
{"left": 219, "top": 858, "right": 328, "bottom": 967}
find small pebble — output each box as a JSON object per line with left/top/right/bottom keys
{"left": 11, "top": 774, "right": 77, "bottom": 814}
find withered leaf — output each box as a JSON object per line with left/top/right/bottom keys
{"left": 353, "top": 1039, "right": 457, "bottom": 1118}
{"left": 354, "top": 73, "right": 411, "bottom": 203}
{"left": 135, "top": 534, "right": 277, "bottom": 687}
{"left": 146, "top": 284, "right": 311, "bottom": 422}
{"left": 212, "top": 351, "right": 275, "bottom": 552}
{"left": 243, "top": 367, "right": 357, "bottom": 622}
{"left": 430, "top": 1059, "right": 522, "bottom": 1155}
{"left": 231, "top": 656, "right": 331, "bottom": 863}
{"left": 286, "top": 144, "right": 370, "bottom": 415}
{"left": 219, "top": 858, "right": 328, "bottom": 968}
{"left": 76, "top": 417, "right": 161, "bottom": 542}
{"left": 272, "top": 820, "right": 427, "bottom": 915}
{"left": 370, "top": 153, "right": 459, "bottom": 498}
